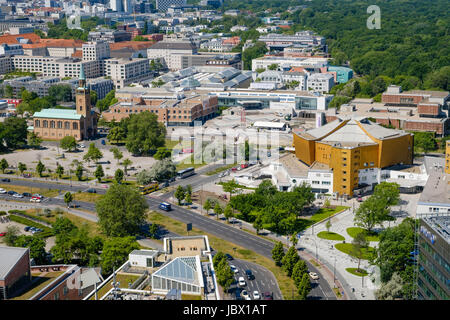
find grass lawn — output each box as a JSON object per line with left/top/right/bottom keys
{"left": 72, "top": 192, "right": 103, "bottom": 203}
{"left": 181, "top": 294, "right": 202, "bottom": 300}
{"left": 317, "top": 231, "right": 345, "bottom": 241}
{"left": 294, "top": 206, "right": 348, "bottom": 233}
{"left": 176, "top": 161, "right": 206, "bottom": 171}
{"left": 346, "top": 227, "right": 380, "bottom": 242}
{"left": 346, "top": 268, "right": 368, "bottom": 277}
{"left": 334, "top": 243, "right": 376, "bottom": 260}
{"left": 92, "top": 273, "right": 141, "bottom": 300}
{"left": 147, "top": 211, "right": 303, "bottom": 300}
{"left": 23, "top": 208, "right": 104, "bottom": 238}
{"left": 205, "top": 163, "right": 236, "bottom": 176}
{"left": 0, "top": 184, "right": 59, "bottom": 198}
{"left": 217, "top": 181, "right": 256, "bottom": 190}
{"left": 11, "top": 271, "right": 64, "bottom": 300}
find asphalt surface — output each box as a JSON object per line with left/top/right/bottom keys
{"left": 228, "top": 258, "right": 282, "bottom": 301}
{"left": 1, "top": 177, "right": 336, "bottom": 300}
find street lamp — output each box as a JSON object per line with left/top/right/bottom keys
{"left": 333, "top": 256, "right": 336, "bottom": 288}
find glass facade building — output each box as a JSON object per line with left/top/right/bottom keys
{"left": 417, "top": 216, "right": 450, "bottom": 300}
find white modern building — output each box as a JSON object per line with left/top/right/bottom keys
{"left": 104, "top": 58, "right": 152, "bottom": 89}
{"left": 82, "top": 41, "right": 110, "bottom": 61}
{"left": 147, "top": 41, "right": 197, "bottom": 71}
{"left": 307, "top": 73, "right": 334, "bottom": 93}
{"left": 252, "top": 56, "right": 328, "bottom": 72}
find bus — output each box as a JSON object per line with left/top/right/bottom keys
{"left": 176, "top": 167, "right": 195, "bottom": 179}
{"left": 138, "top": 182, "right": 159, "bottom": 195}
{"left": 159, "top": 202, "right": 171, "bottom": 211}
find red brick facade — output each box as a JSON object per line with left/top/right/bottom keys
{"left": 0, "top": 249, "right": 30, "bottom": 299}
{"left": 417, "top": 104, "right": 440, "bottom": 117}
{"left": 382, "top": 93, "right": 424, "bottom": 106}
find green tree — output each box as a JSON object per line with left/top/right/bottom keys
{"left": 114, "top": 169, "right": 124, "bottom": 184}
{"left": 375, "top": 272, "right": 404, "bottom": 300}
{"left": 56, "top": 164, "right": 64, "bottom": 178}
{"left": 27, "top": 132, "right": 42, "bottom": 149}
{"left": 64, "top": 192, "right": 73, "bottom": 208}
{"left": 107, "top": 126, "right": 126, "bottom": 144}
{"left": 0, "top": 158, "right": 8, "bottom": 174}
{"left": 36, "top": 160, "right": 45, "bottom": 177}
{"left": 48, "top": 84, "right": 73, "bottom": 102}
{"left": 1, "top": 117, "right": 28, "bottom": 149}
{"left": 75, "top": 164, "right": 84, "bottom": 181}
{"left": 221, "top": 178, "right": 240, "bottom": 199}
{"left": 214, "top": 203, "right": 223, "bottom": 220}
{"left": 292, "top": 259, "right": 308, "bottom": 287}
{"left": 271, "top": 241, "right": 285, "bottom": 267}
{"left": 14, "top": 235, "right": 47, "bottom": 264}
{"left": 149, "top": 223, "right": 159, "bottom": 239}
{"left": 268, "top": 63, "right": 278, "bottom": 70}
{"left": 281, "top": 246, "right": 300, "bottom": 277}
{"left": 122, "top": 158, "right": 132, "bottom": 176}
{"left": 125, "top": 111, "right": 166, "bottom": 156}
{"left": 96, "top": 183, "right": 148, "bottom": 237}
{"left": 60, "top": 136, "right": 77, "bottom": 152}
{"left": 184, "top": 192, "right": 192, "bottom": 205}
{"left": 18, "top": 162, "right": 27, "bottom": 175}
{"left": 252, "top": 212, "right": 263, "bottom": 234}
{"left": 95, "top": 164, "right": 105, "bottom": 182}
{"left": 110, "top": 147, "right": 123, "bottom": 164}
{"left": 350, "top": 232, "right": 369, "bottom": 272}
{"left": 83, "top": 143, "right": 103, "bottom": 165}
{"left": 203, "top": 198, "right": 213, "bottom": 215}
{"left": 326, "top": 219, "right": 332, "bottom": 232}
{"left": 297, "top": 273, "right": 311, "bottom": 300}
{"left": 100, "top": 236, "right": 140, "bottom": 275}
{"left": 354, "top": 196, "right": 389, "bottom": 232}
{"left": 4, "top": 225, "right": 20, "bottom": 246}
{"left": 175, "top": 186, "right": 186, "bottom": 205}
{"left": 154, "top": 147, "right": 172, "bottom": 160}
{"left": 223, "top": 204, "right": 234, "bottom": 223}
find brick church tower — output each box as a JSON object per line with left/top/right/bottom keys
{"left": 76, "top": 65, "right": 96, "bottom": 139}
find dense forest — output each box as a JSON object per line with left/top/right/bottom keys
{"left": 216, "top": 0, "right": 450, "bottom": 91}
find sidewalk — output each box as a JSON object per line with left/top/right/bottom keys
{"left": 167, "top": 195, "right": 355, "bottom": 300}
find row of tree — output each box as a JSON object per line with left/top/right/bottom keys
{"left": 212, "top": 252, "right": 235, "bottom": 294}
{"left": 272, "top": 243, "right": 311, "bottom": 299}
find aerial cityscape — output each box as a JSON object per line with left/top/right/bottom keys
{"left": 0, "top": 0, "right": 448, "bottom": 308}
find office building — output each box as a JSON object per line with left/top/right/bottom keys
{"left": 147, "top": 40, "right": 197, "bottom": 71}
{"left": 252, "top": 56, "right": 328, "bottom": 72}
{"left": 104, "top": 57, "right": 151, "bottom": 89}
{"left": 307, "top": 73, "right": 334, "bottom": 93}
{"left": 156, "top": 0, "right": 187, "bottom": 12}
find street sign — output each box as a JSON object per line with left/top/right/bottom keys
{"left": 186, "top": 223, "right": 192, "bottom": 232}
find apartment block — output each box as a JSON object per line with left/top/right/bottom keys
{"left": 104, "top": 58, "right": 151, "bottom": 89}
{"left": 147, "top": 41, "right": 197, "bottom": 71}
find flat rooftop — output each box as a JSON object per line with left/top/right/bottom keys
{"left": 422, "top": 216, "right": 450, "bottom": 244}
{"left": 418, "top": 157, "right": 449, "bottom": 207}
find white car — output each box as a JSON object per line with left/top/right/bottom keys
{"left": 13, "top": 193, "right": 23, "bottom": 198}
{"left": 241, "top": 290, "right": 249, "bottom": 299}
{"left": 78, "top": 144, "right": 85, "bottom": 148}
{"left": 0, "top": 188, "right": 6, "bottom": 194}
{"left": 238, "top": 277, "right": 246, "bottom": 287}
{"left": 309, "top": 272, "right": 319, "bottom": 280}
{"left": 30, "top": 197, "right": 41, "bottom": 203}
{"left": 230, "top": 265, "right": 239, "bottom": 274}
{"left": 253, "top": 291, "right": 260, "bottom": 300}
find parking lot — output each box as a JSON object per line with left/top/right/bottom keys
{"left": 227, "top": 258, "right": 282, "bottom": 300}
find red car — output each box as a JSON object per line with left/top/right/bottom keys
{"left": 0, "top": 232, "right": 6, "bottom": 237}
{"left": 263, "top": 292, "right": 273, "bottom": 300}
{"left": 357, "top": 196, "right": 363, "bottom": 202}
{"left": 241, "top": 163, "right": 249, "bottom": 169}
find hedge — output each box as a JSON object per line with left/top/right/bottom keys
{"left": 8, "top": 214, "right": 54, "bottom": 238}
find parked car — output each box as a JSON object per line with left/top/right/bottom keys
{"left": 253, "top": 291, "right": 260, "bottom": 300}
{"left": 32, "top": 194, "right": 44, "bottom": 199}
{"left": 22, "top": 192, "right": 32, "bottom": 197}
{"left": 357, "top": 196, "right": 363, "bottom": 202}
{"left": 23, "top": 173, "right": 32, "bottom": 178}
{"left": 86, "top": 188, "right": 96, "bottom": 193}
{"left": 0, "top": 232, "right": 6, "bottom": 237}
{"left": 77, "top": 144, "right": 85, "bottom": 148}
{"left": 263, "top": 292, "right": 273, "bottom": 300}
{"left": 245, "top": 269, "right": 255, "bottom": 280}
{"left": 240, "top": 163, "right": 249, "bottom": 169}
{"left": 101, "top": 139, "right": 106, "bottom": 145}
{"left": 24, "top": 226, "right": 31, "bottom": 232}
{"left": 309, "top": 272, "right": 319, "bottom": 280}
{"left": 0, "top": 188, "right": 6, "bottom": 194}
{"left": 235, "top": 289, "right": 242, "bottom": 300}
{"left": 7, "top": 191, "right": 17, "bottom": 196}
{"left": 1, "top": 178, "right": 10, "bottom": 182}
{"left": 238, "top": 277, "right": 246, "bottom": 287}
{"left": 30, "top": 197, "right": 41, "bottom": 203}
{"left": 225, "top": 254, "right": 233, "bottom": 261}
{"left": 241, "top": 290, "right": 250, "bottom": 300}
{"left": 13, "top": 193, "right": 23, "bottom": 198}
{"left": 230, "top": 265, "right": 239, "bottom": 274}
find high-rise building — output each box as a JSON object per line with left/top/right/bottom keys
{"left": 417, "top": 215, "right": 450, "bottom": 300}
{"left": 156, "top": 0, "right": 187, "bottom": 12}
